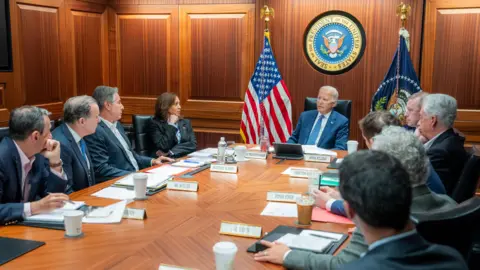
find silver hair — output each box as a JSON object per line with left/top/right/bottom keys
{"left": 421, "top": 94, "right": 457, "bottom": 128}
{"left": 320, "top": 85, "right": 339, "bottom": 102}
{"left": 372, "top": 126, "right": 429, "bottom": 186}
{"left": 9, "top": 106, "right": 51, "bottom": 141}
{"left": 63, "top": 95, "right": 97, "bottom": 124}
{"left": 92, "top": 85, "right": 118, "bottom": 111}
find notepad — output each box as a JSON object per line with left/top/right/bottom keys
{"left": 25, "top": 201, "right": 85, "bottom": 222}
{"left": 113, "top": 174, "right": 171, "bottom": 190}
{"left": 276, "top": 233, "right": 333, "bottom": 253}
{"left": 146, "top": 165, "right": 189, "bottom": 175}
{"left": 172, "top": 159, "right": 206, "bottom": 168}
{"left": 302, "top": 145, "right": 338, "bottom": 157}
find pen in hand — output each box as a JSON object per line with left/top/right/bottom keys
{"left": 47, "top": 192, "right": 75, "bottom": 205}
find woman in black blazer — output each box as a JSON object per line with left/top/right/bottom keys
{"left": 148, "top": 92, "right": 197, "bottom": 158}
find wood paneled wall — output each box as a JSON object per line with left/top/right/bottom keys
{"left": 1, "top": 0, "right": 479, "bottom": 148}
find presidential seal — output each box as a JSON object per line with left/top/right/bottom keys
{"left": 304, "top": 11, "right": 366, "bottom": 75}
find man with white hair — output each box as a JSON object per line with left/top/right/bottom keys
{"left": 417, "top": 94, "right": 467, "bottom": 194}
{"left": 287, "top": 86, "right": 349, "bottom": 150}
{"left": 254, "top": 126, "right": 456, "bottom": 269}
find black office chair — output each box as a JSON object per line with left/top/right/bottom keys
{"left": 452, "top": 146, "right": 480, "bottom": 203}
{"left": 132, "top": 115, "right": 154, "bottom": 157}
{"left": 412, "top": 197, "right": 480, "bottom": 264}
{"left": 304, "top": 97, "right": 352, "bottom": 121}
{"left": 0, "top": 127, "right": 8, "bottom": 142}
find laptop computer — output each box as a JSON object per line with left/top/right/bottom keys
{"left": 273, "top": 143, "right": 304, "bottom": 160}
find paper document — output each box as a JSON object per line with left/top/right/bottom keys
{"left": 25, "top": 201, "right": 85, "bottom": 222}
{"left": 92, "top": 187, "right": 135, "bottom": 200}
{"left": 281, "top": 167, "right": 320, "bottom": 176}
{"left": 115, "top": 173, "right": 171, "bottom": 189}
{"left": 172, "top": 159, "right": 206, "bottom": 168}
{"left": 300, "top": 229, "right": 344, "bottom": 240}
{"left": 336, "top": 158, "right": 343, "bottom": 164}
{"left": 276, "top": 233, "right": 332, "bottom": 253}
{"left": 82, "top": 200, "right": 127, "bottom": 224}
{"left": 146, "top": 165, "right": 189, "bottom": 176}
{"left": 249, "top": 146, "right": 275, "bottom": 152}
{"left": 311, "top": 207, "right": 354, "bottom": 225}
{"left": 188, "top": 148, "right": 234, "bottom": 158}
{"left": 261, "top": 202, "right": 298, "bottom": 217}
{"left": 302, "top": 145, "right": 338, "bottom": 157}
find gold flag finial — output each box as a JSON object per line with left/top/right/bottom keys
{"left": 260, "top": 5, "right": 274, "bottom": 31}
{"left": 396, "top": 2, "right": 411, "bottom": 28}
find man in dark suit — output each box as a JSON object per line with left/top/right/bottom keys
{"left": 52, "top": 96, "right": 99, "bottom": 193}
{"left": 338, "top": 151, "right": 467, "bottom": 270}
{"left": 287, "top": 86, "right": 348, "bottom": 150}
{"left": 84, "top": 86, "right": 173, "bottom": 182}
{"left": 418, "top": 94, "right": 467, "bottom": 195}
{"left": 0, "top": 106, "right": 69, "bottom": 225}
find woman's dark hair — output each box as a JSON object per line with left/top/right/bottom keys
{"left": 154, "top": 92, "right": 179, "bottom": 121}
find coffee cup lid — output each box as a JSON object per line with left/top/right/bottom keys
{"left": 63, "top": 210, "right": 84, "bottom": 217}
{"left": 133, "top": 173, "right": 148, "bottom": 180}
{"left": 213, "top": 241, "right": 238, "bottom": 254}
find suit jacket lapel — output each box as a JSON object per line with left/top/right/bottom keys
{"left": 178, "top": 120, "right": 187, "bottom": 143}
{"left": 115, "top": 122, "right": 132, "bottom": 148}
{"left": 12, "top": 149, "right": 23, "bottom": 199}
{"left": 63, "top": 125, "right": 90, "bottom": 177}
{"left": 317, "top": 112, "right": 335, "bottom": 147}
{"left": 99, "top": 121, "right": 130, "bottom": 162}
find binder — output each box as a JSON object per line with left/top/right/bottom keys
{"left": 0, "top": 237, "right": 45, "bottom": 265}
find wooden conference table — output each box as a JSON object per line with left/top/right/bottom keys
{"left": 1, "top": 150, "right": 352, "bottom": 269}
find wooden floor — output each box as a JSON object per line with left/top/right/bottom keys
{"left": 0, "top": 151, "right": 352, "bottom": 270}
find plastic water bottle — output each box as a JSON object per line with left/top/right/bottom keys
{"left": 217, "top": 137, "right": 227, "bottom": 164}
{"left": 260, "top": 135, "right": 269, "bottom": 152}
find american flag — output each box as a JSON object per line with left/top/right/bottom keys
{"left": 240, "top": 33, "right": 292, "bottom": 144}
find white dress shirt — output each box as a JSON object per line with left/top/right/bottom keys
{"left": 13, "top": 141, "right": 66, "bottom": 217}
{"left": 309, "top": 111, "right": 332, "bottom": 146}
{"left": 100, "top": 117, "right": 139, "bottom": 171}
{"left": 66, "top": 124, "right": 90, "bottom": 169}
{"left": 423, "top": 129, "right": 447, "bottom": 150}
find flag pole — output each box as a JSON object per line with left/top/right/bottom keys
{"left": 259, "top": 5, "right": 274, "bottom": 147}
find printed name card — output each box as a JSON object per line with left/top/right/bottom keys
{"left": 290, "top": 168, "right": 321, "bottom": 178}
{"left": 267, "top": 191, "right": 302, "bottom": 203}
{"left": 304, "top": 154, "right": 332, "bottom": 163}
{"left": 219, "top": 221, "right": 262, "bottom": 238}
{"left": 210, "top": 164, "right": 238, "bottom": 174}
{"left": 159, "top": 264, "right": 197, "bottom": 270}
{"left": 245, "top": 151, "right": 267, "bottom": 159}
{"left": 123, "top": 208, "right": 147, "bottom": 220}
{"left": 167, "top": 181, "right": 198, "bottom": 192}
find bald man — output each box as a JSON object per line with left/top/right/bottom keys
{"left": 287, "top": 86, "right": 349, "bottom": 150}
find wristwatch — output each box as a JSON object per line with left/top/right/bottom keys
{"left": 49, "top": 159, "right": 63, "bottom": 168}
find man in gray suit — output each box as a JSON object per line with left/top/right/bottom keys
{"left": 254, "top": 126, "right": 457, "bottom": 269}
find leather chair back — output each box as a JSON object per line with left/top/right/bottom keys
{"left": 452, "top": 146, "right": 480, "bottom": 203}
{"left": 132, "top": 115, "right": 154, "bottom": 157}
{"left": 304, "top": 98, "right": 352, "bottom": 121}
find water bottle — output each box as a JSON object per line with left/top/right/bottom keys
{"left": 260, "top": 135, "right": 269, "bottom": 152}
{"left": 217, "top": 137, "right": 227, "bottom": 164}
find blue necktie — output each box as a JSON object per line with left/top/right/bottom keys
{"left": 79, "top": 139, "right": 88, "bottom": 161}
{"left": 306, "top": 115, "right": 324, "bottom": 145}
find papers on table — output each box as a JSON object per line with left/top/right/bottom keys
{"left": 260, "top": 202, "right": 298, "bottom": 217}
{"left": 146, "top": 165, "right": 189, "bottom": 176}
{"left": 311, "top": 207, "right": 354, "bottom": 225}
{"left": 92, "top": 187, "right": 135, "bottom": 200}
{"left": 82, "top": 200, "right": 127, "bottom": 224}
{"left": 302, "top": 145, "right": 338, "bottom": 157}
{"left": 249, "top": 145, "right": 275, "bottom": 152}
{"left": 25, "top": 201, "right": 85, "bottom": 222}
{"left": 188, "top": 148, "right": 234, "bottom": 158}
{"left": 172, "top": 159, "right": 206, "bottom": 168}
{"left": 276, "top": 233, "right": 332, "bottom": 253}
{"left": 114, "top": 173, "right": 171, "bottom": 189}
{"left": 335, "top": 158, "right": 343, "bottom": 164}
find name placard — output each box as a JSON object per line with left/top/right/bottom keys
{"left": 123, "top": 208, "right": 147, "bottom": 220}
{"left": 219, "top": 221, "right": 262, "bottom": 238}
{"left": 304, "top": 154, "right": 332, "bottom": 163}
{"left": 159, "top": 264, "right": 198, "bottom": 270}
{"left": 290, "top": 168, "right": 321, "bottom": 178}
{"left": 267, "top": 191, "right": 301, "bottom": 203}
{"left": 211, "top": 164, "right": 238, "bottom": 174}
{"left": 245, "top": 151, "right": 267, "bottom": 159}
{"left": 167, "top": 181, "right": 198, "bottom": 192}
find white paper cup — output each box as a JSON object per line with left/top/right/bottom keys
{"left": 213, "top": 241, "right": 238, "bottom": 270}
{"left": 133, "top": 173, "right": 148, "bottom": 200}
{"left": 64, "top": 210, "right": 84, "bottom": 238}
{"left": 234, "top": 146, "right": 247, "bottom": 161}
{"left": 347, "top": 140, "right": 359, "bottom": 154}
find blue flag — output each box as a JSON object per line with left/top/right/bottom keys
{"left": 371, "top": 35, "right": 422, "bottom": 124}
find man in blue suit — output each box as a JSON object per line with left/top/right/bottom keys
{"left": 339, "top": 151, "right": 467, "bottom": 270}
{"left": 53, "top": 96, "right": 99, "bottom": 193}
{"left": 0, "top": 106, "right": 69, "bottom": 225}
{"left": 287, "top": 86, "right": 348, "bottom": 150}
{"left": 84, "top": 86, "right": 173, "bottom": 182}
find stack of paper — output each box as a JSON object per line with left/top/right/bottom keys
{"left": 113, "top": 173, "right": 171, "bottom": 190}
{"left": 276, "top": 233, "right": 333, "bottom": 253}
{"left": 82, "top": 200, "right": 127, "bottom": 224}
{"left": 172, "top": 159, "right": 206, "bottom": 168}
{"left": 188, "top": 148, "right": 234, "bottom": 158}
{"left": 146, "top": 165, "right": 189, "bottom": 175}
{"left": 91, "top": 187, "right": 136, "bottom": 200}
{"left": 25, "top": 201, "right": 85, "bottom": 222}
{"left": 260, "top": 202, "right": 298, "bottom": 217}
